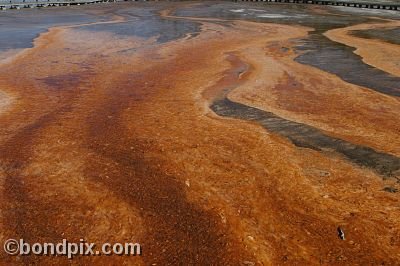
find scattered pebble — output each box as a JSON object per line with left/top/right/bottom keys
{"left": 337, "top": 227, "right": 345, "bottom": 240}
{"left": 319, "top": 170, "right": 330, "bottom": 177}
{"left": 219, "top": 212, "right": 227, "bottom": 224}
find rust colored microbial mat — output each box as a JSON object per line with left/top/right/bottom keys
{"left": 0, "top": 1, "right": 400, "bottom": 265}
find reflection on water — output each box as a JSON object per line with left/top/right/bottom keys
{"left": 174, "top": 2, "right": 400, "bottom": 97}
{"left": 1, "top": 2, "right": 400, "bottom": 178}
{"left": 81, "top": 5, "right": 201, "bottom": 43}
{"left": 212, "top": 98, "right": 400, "bottom": 178}
{"left": 80, "top": 17, "right": 200, "bottom": 44}
{"left": 295, "top": 33, "right": 400, "bottom": 97}
{"left": 174, "top": 2, "right": 400, "bottom": 178}
{"left": 0, "top": 3, "right": 201, "bottom": 59}
{"left": 0, "top": 8, "right": 98, "bottom": 53}
{"left": 351, "top": 27, "right": 400, "bottom": 45}
{"left": 2, "top": 2, "right": 399, "bottom": 95}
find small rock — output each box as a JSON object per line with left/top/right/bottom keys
{"left": 319, "top": 170, "right": 330, "bottom": 177}
{"left": 219, "top": 212, "right": 227, "bottom": 224}
{"left": 185, "top": 180, "right": 190, "bottom": 187}
{"left": 337, "top": 227, "right": 345, "bottom": 240}
{"left": 242, "top": 261, "right": 255, "bottom": 266}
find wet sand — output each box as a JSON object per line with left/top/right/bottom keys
{"left": 0, "top": 1, "right": 400, "bottom": 265}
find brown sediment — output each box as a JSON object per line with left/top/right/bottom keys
{"left": 0, "top": 13, "right": 128, "bottom": 68}
{"left": 0, "top": 10, "right": 268, "bottom": 265}
{"left": 211, "top": 56, "right": 400, "bottom": 178}
{"left": 0, "top": 23, "right": 149, "bottom": 265}
{"left": 228, "top": 34, "right": 400, "bottom": 157}
{"left": 325, "top": 20, "right": 400, "bottom": 77}
{"left": 0, "top": 3, "right": 400, "bottom": 265}
{"left": 0, "top": 91, "right": 12, "bottom": 114}
{"left": 123, "top": 22, "right": 400, "bottom": 264}
{"left": 0, "top": 49, "right": 25, "bottom": 65}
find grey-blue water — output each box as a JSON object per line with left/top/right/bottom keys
{"left": 0, "top": 8, "right": 99, "bottom": 52}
